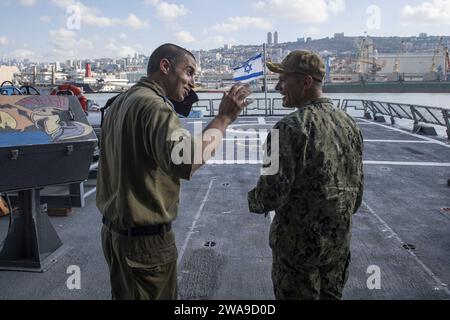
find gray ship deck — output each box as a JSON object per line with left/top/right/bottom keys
{"left": 0, "top": 115, "right": 449, "bottom": 300}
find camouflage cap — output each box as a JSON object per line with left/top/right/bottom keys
{"left": 266, "top": 50, "right": 326, "bottom": 82}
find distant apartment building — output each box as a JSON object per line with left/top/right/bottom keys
{"left": 267, "top": 32, "right": 272, "bottom": 45}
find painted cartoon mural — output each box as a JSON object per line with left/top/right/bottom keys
{"left": 0, "top": 96, "right": 94, "bottom": 147}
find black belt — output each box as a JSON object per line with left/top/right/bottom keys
{"left": 102, "top": 216, "right": 171, "bottom": 237}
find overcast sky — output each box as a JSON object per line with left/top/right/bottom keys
{"left": 1, "top": 0, "right": 450, "bottom": 61}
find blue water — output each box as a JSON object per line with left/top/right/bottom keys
{"left": 85, "top": 92, "right": 450, "bottom": 110}
{"left": 84, "top": 91, "right": 450, "bottom": 140}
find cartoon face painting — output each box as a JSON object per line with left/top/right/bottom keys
{"left": 0, "top": 104, "right": 34, "bottom": 131}
{"left": 30, "top": 106, "right": 93, "bottom": 141}
{"left": 0, "top": 110, "right": 17, "bottom": 129}
{"left": 0, "top": 96, "right": 94, "bottom": 146}
{"left": 31, "top": 107, "right": 62, "bottom": 135}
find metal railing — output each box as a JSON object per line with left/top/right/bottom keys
{"left": 193, "top": 98, "right": 274, "bottom": 117}
{"left": 341, "top": 99, "right": 450, "bottom": 139}
{"left": 192, "top": 97, "right": 450, "bottom": 139}
{"left": 193, "top": 98, "right": 341, "bottom": 117}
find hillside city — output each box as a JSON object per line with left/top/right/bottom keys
{"left": 1, "top": 32, "right": 449, "bottom": 91}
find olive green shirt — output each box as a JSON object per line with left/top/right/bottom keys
{"left": 96, "top": 77, "right": 194, "bottom": 228}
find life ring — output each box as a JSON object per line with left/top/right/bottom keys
{"left": 50, "top": 83, "right": 88, "bottom": 112}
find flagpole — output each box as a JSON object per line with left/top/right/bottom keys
{"left": 263, "top": 43, "right": 269, "bottom": 116}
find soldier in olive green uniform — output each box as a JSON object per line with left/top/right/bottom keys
{"left": 248, "top": 50, "right": 364, "bottom": 300}
{"left": 97, "top": 44, "right": 251, "bottom": 300}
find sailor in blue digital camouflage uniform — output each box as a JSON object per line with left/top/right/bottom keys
{"left": 248, "top": 50, "right": 364, "bottom": 300}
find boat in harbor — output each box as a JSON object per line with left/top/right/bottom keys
{"left": 323, "top": 80, "right": 450, "bottom": 93}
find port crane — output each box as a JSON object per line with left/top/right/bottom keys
{"left": 355, "top": 36, "right": 385, "bottom": 78}
{"left": 355, "top": 37, "right": 369, "bottom": 74}
{"left": 446, "top": 47, "right": 450, "bottom": 80}
{"left": 430, "top": 37, "right": 444, "bottom": 73}
{"left": 359, "top": 58, "right": 386, "bottom": 75}
{"left": 393, "top": 41, "right": 406, "bottom": 73}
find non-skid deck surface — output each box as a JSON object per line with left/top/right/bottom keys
{"left": 0, "top": 116, "right": 449, "bottom": 299}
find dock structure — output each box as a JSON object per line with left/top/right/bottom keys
{"left": 0, "top": 106, "right": 449, "bottom": 300}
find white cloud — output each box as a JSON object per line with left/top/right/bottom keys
{"left": 20, "top": 0, "right": 36, "bottom": 6}
{"left": 40, "top": 16, "right": 52, "bottom": 23}
{"left": 155, "top": 2, "right": 188, "bottom": 21}
{"left": 0, "top": 36, "right": 9, "bottom": 46}
{"left": 119, "top": 33, "right": 128, "bottom": 39}
{"left": 254, "top": 0, "right": 345, "bottom": 23}
{"left": 51, "top": 0, "right": 149, "bottom": 29}
{"left": 253, "top": 1, "right": 266, "bottom": 9}
{"left": 145, "top": 0, "right": 189, "bottom": 21}
{"left": 402, "top": 0, "right": 450, "bottom": 24}
{"left": 135, "top": 43, "right": 145, "bottom": 51}
{"left": 49, "top": 28, "right": 93, "bottom": 59}
{"left": 125, "top": 14, "right": 150, "bottom": 29}
{"left": 328, "top": 0, "right": 345, "bottom": 13}
{"left": 199, "top": 35, "right": 237, "bottom": 48}
{"left": 49, "top": 28, "right": 76, "bottom": 44}
{"left": 213, "top": 16, "right": 272, "bottom": 33}
{"left": 106, "top": 42, "right": 137, "bottom": 58}
{"left": 174, "top": 31, "right": 195, "bottom": 43}
{"left": 118, "top": 46, "right": 137, "bottom": 58}
{"left": 145, "top": 0, "right": 160, "bottom": 5}
{"left": 12, "top": 49, "right": 35, "bottom": 59}
{"left": 211, "top": 35, "right": 225, "bottom": 44}
{"left": 305, "top": 27, "right": 321, "bottom": 36}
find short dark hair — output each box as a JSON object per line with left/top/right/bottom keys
{"left": 147, "top": 43, "right": 195, "bottom": 75}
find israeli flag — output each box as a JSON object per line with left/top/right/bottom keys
{"left": 233, "top": 53, "right": 264, "bottom": 83}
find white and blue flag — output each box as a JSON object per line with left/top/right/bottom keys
{"left": 233, "top": 53, "right": 264, "bottom": 83}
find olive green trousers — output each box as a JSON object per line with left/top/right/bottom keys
{"left": 101, "top": 225, "right": 178, "bottom": 300}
